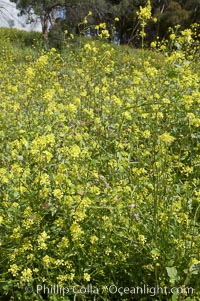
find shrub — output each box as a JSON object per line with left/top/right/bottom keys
{"left": 0, "top": 26, "right": 199, "bottom": 301}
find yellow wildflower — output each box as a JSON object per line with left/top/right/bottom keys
{"left": 84, "top": 273, "right": 91, "bottom": 282}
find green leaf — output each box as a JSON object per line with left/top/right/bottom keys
{"left": 172, "top": 293, "right": 178, "bottom": 301}
{"left": 168, "top": 70, "right": 177, "bottom": 79}
{"left": 166, "top": 266, "right": 178, "bottom": 284}
{"left": 189, "top": 263, "right": 200, "bottom": 275}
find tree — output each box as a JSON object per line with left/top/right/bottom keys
{"left": 9, "top": 0, "right": 200, "bottom": 46}
{"left": 10, "top": 0, "right": 66, "bottom": 38}
{"left": 184, "top": 0, "right": 200, "bottom": 23}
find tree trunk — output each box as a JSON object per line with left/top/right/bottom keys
{"left": 41, "top": 12, "right": 49, "bottom": 40}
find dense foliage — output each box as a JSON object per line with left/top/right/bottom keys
{"left": 9, "top": 0, "right": 200, "bottom": 45}
{"left": 0, "top": 23, "right": 199, "bottom": 301}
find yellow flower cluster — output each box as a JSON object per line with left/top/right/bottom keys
{"left": 137, "top": 0, "right": 151, "bottom": 21}
{"left": 0, "top": 26, "right": 199, "bottom": 299}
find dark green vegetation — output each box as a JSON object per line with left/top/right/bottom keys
{"left": 9, "top": 0, "right": 200, "bottom": 46}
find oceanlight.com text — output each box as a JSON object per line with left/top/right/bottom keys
{"left": 25, "top": 284, "right": 195, "bottom": 297}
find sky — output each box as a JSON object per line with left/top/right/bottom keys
{"left": 0, "top": 0, "right": 41, "bottom": 31}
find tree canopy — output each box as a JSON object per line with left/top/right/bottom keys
{"left": 10, "top": 0, "right": 200, "bottom": 45}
